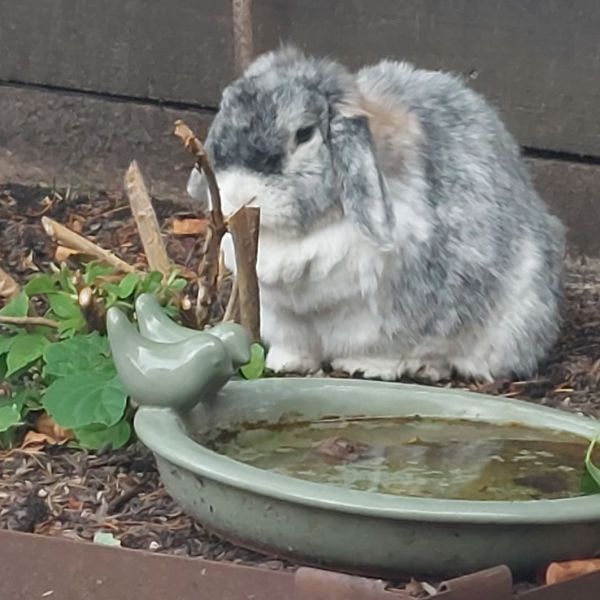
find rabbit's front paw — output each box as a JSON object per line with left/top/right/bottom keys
{"left": 266, "top": 346, "right": 321, "bottom": 375}
{"left": 331, "top": 357, "right": 400, "bottom": 381}
{"left": 399, "top": 359, "right": 451, "bottom": 383}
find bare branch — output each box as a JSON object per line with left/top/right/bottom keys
{"left": 0, "top": 316, "right": 59, "bottom": 328}
{"left": 41, "top": 217, "right": 136, "bottom": 274}
{"left": 124, "top": 160, "right": 172, "bottom": 276}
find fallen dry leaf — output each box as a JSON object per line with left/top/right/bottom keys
{"left": 546, "top": 559, "right": 600, "bottom": 585}
{"left": 67, "top": 216, "right": 84, "bottom": 234}
{"left": 35, "top": 413, "right": 75, "bottom": 444}
{"left": 21, "top": 250, "right": 40, "bottom": 272}
{"left": 0, "top": 266, "right": 20, "bottom": 299}
{"left": 20, "top": 431, "right": 66, "bottom": 452}
{"left": 54, "top": 245, "right": 80, "bottom": 262}
{"left": 172, "top": 218, "right": 209, "bottom": 236}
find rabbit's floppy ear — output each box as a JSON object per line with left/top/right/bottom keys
{"left": 329, "top": 106, "right": 395, "bottom": 249}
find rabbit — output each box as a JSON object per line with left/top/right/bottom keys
{"left": 187, "top": 46, "right": 565, "bottom": 382}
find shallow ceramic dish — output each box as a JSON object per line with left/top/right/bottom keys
{"left": 108, "top": 295, "right": 600, "bottom": 577}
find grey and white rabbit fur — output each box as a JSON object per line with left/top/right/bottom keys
{"left": 187, "top": 46, "right": 565, "bottom": 382}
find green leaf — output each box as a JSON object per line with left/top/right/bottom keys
{"left": 75, "top": 420, "right": 131, "bottom": 450}
{"left": 57, "top": 316, "right": 87, "bottom": 338}
{"left": 0, "top": 402, "right": 22, "bottom": 433}
{"left": 0, "top": 292, "right": 29, "bottom": 317}
{"left": 53, "top": 266, "right": 77, "bottom": 294}
{"left": 240, "top": 343, "right": 266, "bottom": 380}
{"left": 167, "top": 277, "right": 188, "bottom": 293}
{"left": 6, "top": 333, "right": 49, "bottom": 377}
{"left": 48, "top": 293, "right": 81, "bottom": 319}
{"left": 93, "top": 531, "right": 122, "bottom": 546}
{"left": 43, "top": 373, "right": 127, "bottom": 429}
{"left": 584, "top": 436, "right": 600, "bottom": 491}
{"left": 138, "top": 271, "right": 163, "bottom": 295}
{"left": 117, "top": 272, "right": 139, "bottom": 299}
{"left": 43, "top": 333, "right": 113, "bottom": 379}
{"left": 0, "top": 335, "right": 15, "bottom": 356}
{"left": 581, "top": 469, "right": 600, "bottom": 495}
{"left": 24, "top": 274, "right": 58, "bottom": 296}
{"left": 84, "top": 262, "right": 117, "bottom": 285}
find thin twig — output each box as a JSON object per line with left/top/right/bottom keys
{"left": 0, "top": 316, "right": 59, "bottom": 328}
{"left": 173, "top": 120, "right": 225, "bottom": 234}
{"left": 0, "top": 266, "right": 20, "bottom": 300}
{"left": 124, "top": 161, "right": 172, "bottom": 276}
{"left": 41, "top": 217, "right": 136, "bottom": 274}
{"left": 174, "top": 120, "right": 228, "bottom": 326}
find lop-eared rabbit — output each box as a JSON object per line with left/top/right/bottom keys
{"left": 188, "top": 47, "right": 565, "bottom": 382}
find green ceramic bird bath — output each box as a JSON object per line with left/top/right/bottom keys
{"left": 107, "top": 295, "right": 600, "bottom": 578}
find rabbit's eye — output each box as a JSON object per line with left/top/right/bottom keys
{"left": 295, "top": 126, "right": 315, "bottom": 145}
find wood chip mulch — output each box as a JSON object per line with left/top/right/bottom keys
{"left": 1, "top": 182, "right": 599, "bottom": 583}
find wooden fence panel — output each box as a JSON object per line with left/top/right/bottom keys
{"left": 253, "top": 0, "right": 600, "bottom": 157}
{"left": 0, "top": 0, "right": 235, "bottom": 108}
{"left": 2, "top": 0, "right": 599, "bottom": 156}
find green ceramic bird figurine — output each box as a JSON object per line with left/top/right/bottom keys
{"left": 106, "top": 295, "right": 252, "bottom": 414}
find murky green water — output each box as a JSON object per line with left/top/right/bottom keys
{"left": 207, "top": 417, "right": 595, "bottom": 500}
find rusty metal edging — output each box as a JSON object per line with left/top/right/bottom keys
{"left": 2, "top": 529, "right": 600, "bottom": 599}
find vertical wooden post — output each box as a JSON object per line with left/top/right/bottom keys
{"left": 232, "top": 0, "right": 254, "bottom": 73}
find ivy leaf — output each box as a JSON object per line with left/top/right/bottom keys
{"left": 6, "top": 333, "right": 49, "bottom": 377}
{"left": 24, "top": 274, "right": 58, "bottom": 296}
{"left": 43, "top": 333, "right": 114, "bottom": 379}
{"left": 43, "top": 373, "right": 127, "bottom": 429}
{"left": 0, "top": 292, "right": 29, "bottom": 317}
{"left": 240, "top": 343, "right": 266, "bottom": 380}
{"left": 75, "top": 420, "right": 131, "bottom": 450}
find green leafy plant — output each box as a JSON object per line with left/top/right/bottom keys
{"left": 0, "top": 263, "right": 186, "bottom": 449}
{"left": 583, "top": 435, "right": 600, "bottom": 494}
{"left": 240, "top": 343, "right": 267, "bottom": 380}
{"left": 0, "top": 261, "right": 267, "bottom": 450}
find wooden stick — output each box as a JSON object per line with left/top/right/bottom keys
{"left": 232, "top": 0, "right": 254, "bottom": 73}
{"left": 223, "top": 278, "right": 240, "bottom": 323}
{"left": 228, "top": 207, "right": 261, "bottom": 341}
{"left": 0, "top": 267, "right": 20, "bottom": 300}
{"left": 0, "top": 316, "right": 59, "bottom": 328}
{"left": 124, "top": 161, "right": 172, "bottom": 276}
{"left": 41, "top": 217, "right": 136, "bottom": 274}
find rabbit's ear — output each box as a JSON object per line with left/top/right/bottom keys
{"left": 329, "top": 112, "right": 395, "bottom": 249}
